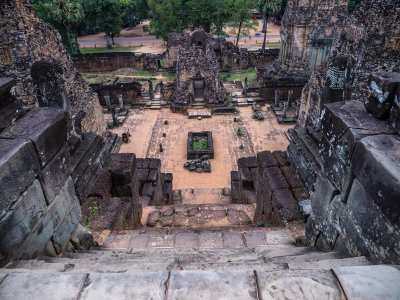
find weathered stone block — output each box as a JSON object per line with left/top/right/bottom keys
{"left": 149, "top": 158, "right": 161, "bottom": 169}
{"left": 389, "top": 83, "right": 400, "bottom": 133}
{"left": 0, "top": 138, "right": 40, "bottom": 217}
{"left": 345, "top": 179, "right": 400, "bottom": 263}
{"left": 108, "top": 153, "right": 136, "bottom": 185}
{"left": 321, "top": 101, "right": 394, "bottom": 148}
{"left": 273, "top": 150, "right": 289, "bottom": 167}
{"left": 231, "top": 180, "right": 240, "bottom": 202}
{"left": 70, "top": 132, "right": 105, "bottom": 203}
{"left": 0, "top": 107, "right": 68, "bottom": 166}
{"left": 310, "top": 175, "right": 339, "bottom": 226}
{"left": 257, "top": 151, "right": 278, "bottom": 170}
{"left": 238, "top": 156, "right": 257, "bottom": 168}
{"left": 162, "top": 182, "right": 173, "bottom": 205}
{"left": 161, "top": 173, "right": 173, "bottom": 183}
{"left": 85, "top": 197, "right": 124, "bottom": 231}
{"left": 142, "top": 183, "right": 154, "bottom": 197}
{"left": 272, "top": 188, "right": 301, "bottom": 222}
{"left": 231, "top": 171, "right": 239, "bottom": 182}
{"left": 364, "top": 72, "right": 400, "bottom": 119}
{"left": 292, "top": 187, "right": 309, "bottom": 202}
{"left": 264, "top": 167, "right": 289, "bottom": 191}
{"left": 17, "top": 178, "right": 80, "bottom": 259}
{"left": 89, "top": 170, "right": 112, "bottom": 199}
{"left": 39, "top": 145, "right": 72, "bottom": 203}
{"left": 0, "top": 180, "right": 46, "bottom": 259}
{"left": 70, "top": 223, "right": 93, "bottom": 250}
{"left": 286, "top": 128, "right": 322, "bottom": 193}
{"left": 52, "top": 202, "right": 82, "bottom": 254}
{"left": 280, "top": 165, "right": 303, "bottom": 189}
{"left": 239, "top": 167, "right": 253, "bottom": 190}
{"left": 148, "top": 169, "right": 159, "bottom": 181}
{"left": 319, "top": 135, "right": 353, "bottom": 192}
{"left": 137, "top": 168, "right": 149, "bottom": 182}
{"left": 351, "top": 135, "right": 400, "bottom": 226}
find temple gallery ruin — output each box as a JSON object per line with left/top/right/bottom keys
{"left": 0, "top": 0, "right": 400, "bottom": 298}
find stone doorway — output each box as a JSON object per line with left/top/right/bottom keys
{"left": 193, "top": 79, "right": 205, "bottom": 101}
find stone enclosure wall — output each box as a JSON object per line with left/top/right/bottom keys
{"left": 0, "top": 0, "right": 105, "bottom": 135}
{"left": 72, "top": 52, "right": 162, "bottom": 73}
{"left": 91, "top": 80, "right": 142, "bottom": 106}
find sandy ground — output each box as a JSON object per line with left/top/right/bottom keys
{"left": 110, "top": 106, "right": 292, "bottom": 191}
{"left": 78, "top": 20, "right": 281, "bottom": 53}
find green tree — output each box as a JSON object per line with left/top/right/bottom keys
{"left": 229, "top": 0, "right": 258, "bottom": 46}
{"left": 258, "top": 0, "right": 282, "bottom": 52}
{"left": 33, "top": 0, "right": 84, "bottom": 54}
{"left": 120, "top": 0, "right": 149, "bottom": 28}
{"left": 148, "top": 0, "right": 185, "bottom": 41}
{"left": 185, "top": 0, "right": 231, "bottom": 34}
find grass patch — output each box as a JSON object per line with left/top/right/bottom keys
{"left": 85, "top": 201, "right": 99, "bottom": 227}
{"left": 192, "top": 137, "right": 208, "bottom": 150}
{"left": 220, "top": 68, "right": 257, "bottom": 83}
{"left": 80, "top": 46, "right": 140, "bottom": 54}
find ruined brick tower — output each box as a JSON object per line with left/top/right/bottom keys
{"left": 279, "top": 0, "right": 348, "bottom": 73}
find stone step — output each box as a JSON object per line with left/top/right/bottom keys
{"left": 141, "top": 203, "right": 256, "bottom": 228}
{"left": 2, "top": 246, "right": 370, "bottom": 273}
{"left": 1, "top": 266, "right": 399, "bottom": 300}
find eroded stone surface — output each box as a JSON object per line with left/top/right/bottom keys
{"left": 333, "top": 266, "right": 400, "bottom": 300}
{"left": 80, "top": 272, "right": 168, "bottom": 300}
{"left": 168, "top": 270, "right": 258, "bottom": 300}
{"left": 0, "top": 272, "right": 87, "bottom": 300}
{"left": 257, "top": 269, "right": 342, "bottom": 300}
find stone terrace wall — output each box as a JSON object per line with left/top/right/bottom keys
{"left": 287, "top": 1, "right": 400, "bottom": 264}
{"left": 231, "top": 152, "right": 308, "bottom": 227}
{"left": 0, "top": 0, "right": 105, "bottom": 134}
{"left": 0, "top": 78, "right": 118, "bottom": 266}
{"left": 298, "top": 0, "right": 400, "bottom": 129}
{"left": 288, "top": 100, "right": 400, "bottom": 264}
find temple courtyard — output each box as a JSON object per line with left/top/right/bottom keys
{"left": 110, "top": 106, "right": 292, "bottom": 190}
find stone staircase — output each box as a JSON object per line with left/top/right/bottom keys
{"left": 143, "top": 93, "right": 167, "bottom": 110}
{"left": 1, "top": 227, "right": 399, "bottom": 299}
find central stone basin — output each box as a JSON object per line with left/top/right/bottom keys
{"left": 187, "top": 131, "right": 214, "bottom": 159}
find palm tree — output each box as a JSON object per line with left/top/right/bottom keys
{"left": 258, "top": 0, "right": 282, "bottom": 52}
{"left": 52, "top": 0, "right": 84, "bottom": 54}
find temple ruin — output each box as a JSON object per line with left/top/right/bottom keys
{"left": 0, "top": 0, "right": 399, "bottom": 298}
